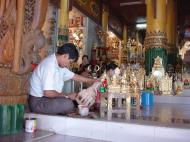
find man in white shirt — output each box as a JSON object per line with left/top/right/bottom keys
{"left": 29, "top": 43, "right": 98, "bottom": 115}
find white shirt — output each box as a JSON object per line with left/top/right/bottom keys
{"left": 29, "top": 54, "right": 75, "bottom": 97}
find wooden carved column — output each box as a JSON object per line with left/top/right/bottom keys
{"left": 144, "top": 0, "right": 167, "bottom": 75}
{"left": 0, "top": 0, "right": 47, "bottom": 135}
{"left": 12, "top": 0, "right": 25, "bottom": 73}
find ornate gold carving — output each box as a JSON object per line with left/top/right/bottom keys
{"left": 144, "top": 31, "right": 167, "bottom": 49}
{"left": 18, "top": 29, "right": 45, "bottom": 74}
{"left": 0, "top": 0, "right": 16, "bottom": 65}
{"left": 24, "top": 0, "right": 36, "bottom": 33}
{"left": 0, "top": 95, "right": 27, "bottom": 104}
{"left": 0, "top": 30, "right": 14, "bottom": 65}
{"left": 0, "top": 68, "right": 29, "bottom": 96}
{"left": 0, "top": 0, "right": 47, "bottom": 104}
{"left": 16, "top": 0, "right": 47, "bottom": 74}
{"left": 0, "top": 0, "right": 46, "bottom": 71}
{"left": 0, "top": 19, "right": 9, "bottom": 40}
{"left": 160, "top": 73, "right": 173, "bottom": 95}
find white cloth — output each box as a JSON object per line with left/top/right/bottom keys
{"left": 76, "top": 82, "right": 101, "bottom": 107}
{"left": 29, "top": 54, "right": 75, "bottom": 97}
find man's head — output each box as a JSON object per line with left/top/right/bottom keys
{"left": 101, "top": 54, "right": 107, "bottom": 61}
{"left": 120, "top": 63, "right": 125, "bottom": 69}
{"left": 82, "top": 55, "right": 89, "bottom": 65}
{"left": 56, "top": 43, "right": 79, "bottom": 68}
{"left": 106, "top": 63, "right": 117, "bottom": 77}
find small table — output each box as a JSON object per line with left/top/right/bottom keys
{"left": 100, "top": 92, "right": 131, "bottom": 120}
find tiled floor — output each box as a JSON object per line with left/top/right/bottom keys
{"left": 67, "top": 103, "right": 190, "bottom": 128}
{"left": 35, "top": 134, "right": 110, "bottom": 142}
{"left": 130, "top": 103, "right": 190, "bottom": 126}
{"left": 0, "top": 130, "right": 109, "bottom": 142}
{"left": 2, "top": 103, "right": 190, "bottom": 142}
{"left": 0, "top": 130, "right": 54, "bottom": 142}
{"left": 25, "top": 109, "right": 190, "bottom": 142}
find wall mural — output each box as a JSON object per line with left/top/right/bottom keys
{"left": 73, "top": 0, "right": 101, "bottom": 25}
{"left": 68, "top": 7, "right": 87, "bottom": 69}
{"left": 42, "top": 3, "right": 58, "bottom": 57}
{"left": 108, "top": 13, "right": 123, "bottom": 39}
{"left": 69, "top": 8, "right": 86, "bottom": 50}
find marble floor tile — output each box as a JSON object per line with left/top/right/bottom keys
{"left": 0, "top": 130, "right": 109, "bottom": 142}
{"left": 34, "top": 134, "right": 110, "bottom": 142}
{"left": 98, "top": 103, "right": 190, "bottom": 127}
{"left": 0, "top": 130, "right": 54, "bottom": 142}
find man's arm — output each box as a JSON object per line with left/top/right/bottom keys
{"left": 72, "top": 74, "right": 99, "bottom": 83}
{"left": 44, "top": 90, "right": 77, "bottom": 100}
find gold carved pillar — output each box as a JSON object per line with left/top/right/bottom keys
{"left": 166, "top": 0, "right": 174, "bottom": 45}
{"left": 144, "top": 0, "right": 167, "bottom": 75}
{"left": 119, "top": 25, "right": 127, "bottom": 65}
{"left": 166, "top": 0, "right": 176, "bottom": 45}
{"left": 123, "top": 25, "right": 127, "bottom": 46}
{"left": 166, "top": 0, "right": 176, "bottom": 65}
{"left": 146, "top": 0, "right": 154, "bottom": 32}
{"left": 102, "top": 4, "right": 109, "bottom": 47}
{"left": 153, "top": 0, "right": 166, "bottom": 32}
{"left": 58, "top": 0, "right": 69, "bottom": 46}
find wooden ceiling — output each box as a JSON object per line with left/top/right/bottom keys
{"left": 177, "top": 0, "right": 190, "bottom": 27}
{"left": 103, "top": 0, "right": 146, "bottom": 26}
{"left": 103, "top": 0, "right": 190, "bottom": 28}
{"left": 50, "top": 0, "right": 190, "bottom": 29}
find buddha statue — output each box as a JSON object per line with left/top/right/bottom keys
{"left": 120, "top": 72, "right": 128, "bottom": 93}
{"left": 153, "top": 56, "right": 163, "bottom": 68}
{"left": 107, "top": 68, "right": 121, "bottom": 93}
{"left": 108, "top": 73, "right": 121, "bottom": 93}
{"left": 174, "top": 78, "right": 183, "bottom": 95}
{"left": 152, "top": 56, "right": 165, "bottom": 79}
{"left": 160, "top": 73, "right": 173, "bottom": 95}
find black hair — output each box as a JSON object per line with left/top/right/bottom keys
{"left": 82, "top": 64, "right": 90, "bottom": 72}
{"left": 106, "top": 63, "right": 117, "bottom": 71}
{"left": 82, "top": 55, "right": 88, "bottom": 60}
{"left": 57, "top": 43, "right": 79, "bottom": 61}
{"left": 83, "top": 64, "right": 90, "bottom": 69}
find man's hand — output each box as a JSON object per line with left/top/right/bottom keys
{"left": 44, "top": 90, "right": 62, "bottom": 98}
{"left": 44, "top": 90, "right": 77, "bottom": 100}
{"left": 67, "top": 93, "right": 78, "bottom": 100}
{"left": 93, "top": 78, "right": 101, "bottom": 82}
{"left": 72, "top": 74, "right": 101, "bottom": 83}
